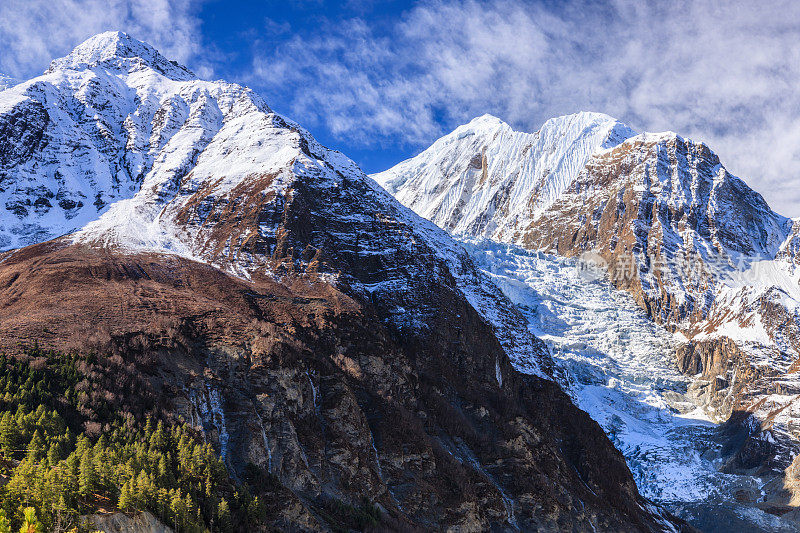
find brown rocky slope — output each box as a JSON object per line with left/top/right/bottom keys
{"left": 0, "top": 239, "right": 688, "bottom": 531}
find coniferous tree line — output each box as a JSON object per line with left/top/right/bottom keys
{"left": 0, "top": 348, "right": 266, "bottom": 532}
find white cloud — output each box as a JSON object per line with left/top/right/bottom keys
{"left": 0, "top": 0, "right": 207, "bottom": 79}
{"left": 252, "top": 0, "right": 800, "bottom": 216}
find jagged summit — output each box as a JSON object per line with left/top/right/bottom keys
{"left": 47, "top": 31, "right": 195, "bottom": 80}
{"left": 373, "top": 111, "right": 636, "bottom": 240}
{"left": 0, "top": 31, "right": 271, "bottom": 252}
{"left": 542, "top": 110, "right": 630, "bottom": 132}
{"left": 461, "top": 113, "right": 508, "bottom": 129}
{"left": 455, "top": 111, "right": 631, "bottom": 139}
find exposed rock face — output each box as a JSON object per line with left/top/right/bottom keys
{"left": 0, "top": 242, "right": 685, "bottom": 531}
{"left": 779, "top": 219, "right": 800, "bottom": 265}
{"left": 517, "top": 133, "right": 790, "bottom": 324}
{"left": 675, "top": 338, "right": 745, "bottom": 422}
{"left": 87, "top": 511, "right": 173, "bottom": 533}
{"left": 0, "top": 34, "right": 686, "bottom": 531}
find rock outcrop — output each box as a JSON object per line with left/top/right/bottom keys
{"left": 87, "top": 511, "right": 173, "bottom": 533}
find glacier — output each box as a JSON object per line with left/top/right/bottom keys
{"left": 462, "top": 238, "right": 800, "bottom": 532}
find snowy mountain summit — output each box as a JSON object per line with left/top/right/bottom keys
{"left": 376, "top": 113, "right": 796, "bottom": 334}
{"left": 374, "top": 111, "right": 635, "bottom": 241}
{"left": 0, "top": 31, "right": 268, "bottom": 250}
{"left": 376, "top": 112, "right": 800, "bottom": 523}
{"left": 47, "top": 30, "right": 196, "bottom": 80}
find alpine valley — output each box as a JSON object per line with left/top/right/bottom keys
{"left": 0, "top": 31, "right": 791, "bottom": 533}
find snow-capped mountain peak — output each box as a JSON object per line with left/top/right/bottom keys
{"left": 372, "top": 111, "right": 636, "bottom": 241}
{"left": 0, "top": 31, "right": 268, "bottom": 251}
{"left": 464, "top": 113, "right": 507, "bottom": 126}
{"left": 542, "top": 111, "right": 635, "bottom": 143}
{"left": 46, "top": 31, "right": 195, "bottom": 81}
{"left": 0, "top": 31, "right": 552, "bottom": 382}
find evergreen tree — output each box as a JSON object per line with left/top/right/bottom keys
{"left": 51, "top": 494, "right": 70, "bottom": 533}
{"left": 135, "top": 470, "right": 152, "bottom": 509}
{"left": 26, "top": 431, "right": 44, "bottom": 464}
{"left": 117, "top": 480, "right": 133, "bottom": 511}
{"left": 18, "top": 507, "right": 42, "bottom": 533}
{"left": 217, "top": 498, "right": 232, "bottom": 533}
{"left": 0, "top": 412, "right": 18, "bottom": 455}
{"left": 247, "top": 495, "right": 266, "bottom": 523}
{"left": 150, "top": 421, "right": 166, "bottom": 451}
{"left": 46, "top": 440, "right": 61, "bottom": 467}
{"left": 170, "top": 490, "right": 186, "bottom": 531}
{"left": 157, "top": 454, "right": 169, "bottom": 484}
{"left": 65, "top": 452, "right": 80, "bottom": 494}
{"left": 0, "top": 509, "right": 10, "bottom": 533}
{"left": 78, "top": 448, "right": 95, "bottom": 498}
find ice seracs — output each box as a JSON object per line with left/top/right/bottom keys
{"left": 463, "top": 239, "right": 792, "bottom": 530}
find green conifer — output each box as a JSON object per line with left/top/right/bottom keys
{"left": 0, "top": 509, "right": 10, "bottom": 533}
{"left": 78, "top": 448, "right": 95, "bottom": 498}
{"left": 18, "top": 507, "right": 42, "bottom": 533}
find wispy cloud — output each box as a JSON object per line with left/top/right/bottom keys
{"left": 0, "top": 0, "right": 208, "bottom": 79}
{"left": 252, "top": 0, "right": 800, "bottom": 216}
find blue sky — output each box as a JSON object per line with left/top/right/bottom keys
{"left": 199, "top": 0, "right": 416, "bottom": 173}
{"left": 2, "top": 0, "right": 800, "bottom": 216}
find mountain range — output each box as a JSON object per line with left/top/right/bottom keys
{"left": 1, "top": 31, "right": 798, "bottom": 532}
{"left": 0, "top": 32, "right": 692, "bottom": 532}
